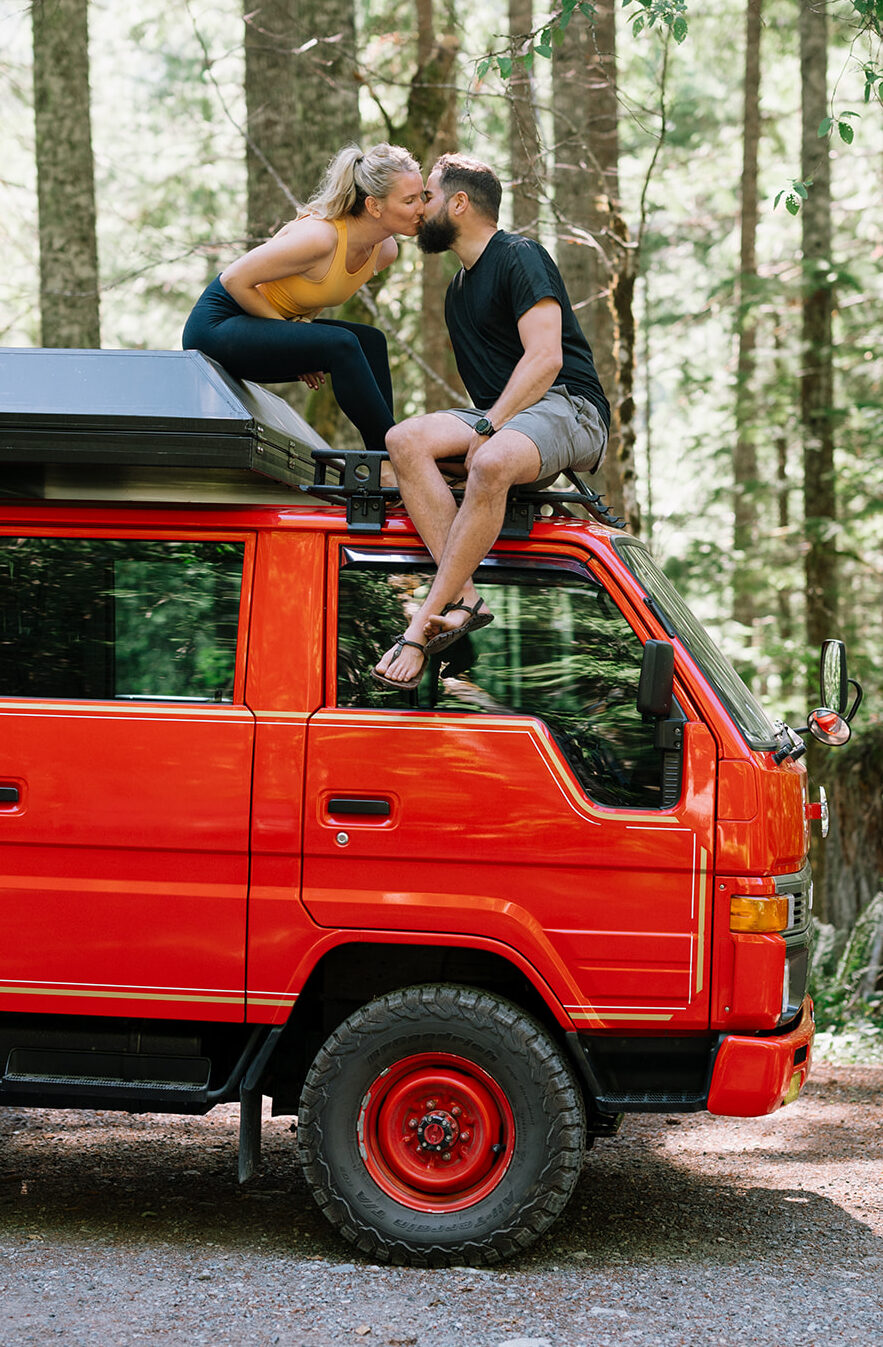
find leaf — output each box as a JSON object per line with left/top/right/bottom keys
{"left": 476, "top": 59, "right": 490, "bottom": 80}
{"left": 672, "top": 15, "right": 688, "bottom": 41}
{"left": 774, "top": 189, "right": 785, "bottom": 209}
{"left": 818, "top": 116, "right": 833, "bottom": 137}
{"left": 838, "top": 120, "right": 855, "bottom": 143}
{"left": 786, "top": 194, "right": 801, "bottom": 216}
{"left": 633, "top": 15, "right": 646, "bottom": 35}
{"left": 497, "top": 55, "right": 512, "bottom": 79}
{"left": 794, "top": 180, "right": 809, "bottom": 199}
{"left": 536, "top": 42, "right": 554, "bottom": 58}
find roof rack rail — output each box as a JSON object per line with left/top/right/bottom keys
{"left": 304, "top": 446, "right": 626, "bottom": 536}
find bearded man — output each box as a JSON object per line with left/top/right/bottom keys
{"left": 374, "top": 153, "right": 610, "bottom": 690}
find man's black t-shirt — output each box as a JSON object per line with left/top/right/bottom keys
{"left": 444, "top": 230, "right": 610, "bottom": 429}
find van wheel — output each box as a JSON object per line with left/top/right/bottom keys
{"left": 297, "top": 984, "right": 585, "bottom": 1266}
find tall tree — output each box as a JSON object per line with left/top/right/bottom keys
{"left": 800, "top": 4, "right": 838, "bottom": 656}
{"left": 800, "top": 0, "right": 837, "bottom": 921}
{"left": 244, "top": 0, "right": 359, "bottom": 246}
{"left": 416, "top": 1, "right": 462, "bottom": 412}
{"left": 31, "top": 0, "right": 100, "bottom": 348}
{"left": 732, "top": 0, "right": 763, "bottom": 632}
{"left": 552, "top": 3, "right": 640, "bottom": 531}
{"left": 508, "top": 0, "right": 543, "bottom": 238}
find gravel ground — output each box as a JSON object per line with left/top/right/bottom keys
{"left": 0, "top": 1060, "right": 880, "bottom": 1347}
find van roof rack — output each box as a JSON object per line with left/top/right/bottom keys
{"left": 307, "top": 446, "right": 626, "bottom": 536}
{"left": 0, "top": 348, "right": 625, "bottom": 532}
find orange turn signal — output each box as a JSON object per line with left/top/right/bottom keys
{"left": 730, "top": 895, "right": 790, "bottom": 933}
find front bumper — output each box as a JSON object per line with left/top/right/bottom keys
{"left": 706, "top": 996, "right": 814, "bottom": 1117}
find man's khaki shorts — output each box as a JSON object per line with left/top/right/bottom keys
{"left": 448, "top": 384, "right": 608, "bottom": 477}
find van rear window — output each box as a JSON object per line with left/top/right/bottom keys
{"left": 0, "top": 537, "right": 244, "bottom": 702}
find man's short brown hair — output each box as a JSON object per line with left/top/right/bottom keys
{"left": 434, "top": 154, "right": 502, "bottom": 223}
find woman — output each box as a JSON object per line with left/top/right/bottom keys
{"left": 183, "top": 143, "right": 423, "bottom": 453}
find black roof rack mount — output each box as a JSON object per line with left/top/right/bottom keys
{"left": 306, "top": 446, "right": 627, "bottom": 536}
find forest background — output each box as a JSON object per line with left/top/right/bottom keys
{"left": 1, "top": 0, "right": 882, "bottom": 1047}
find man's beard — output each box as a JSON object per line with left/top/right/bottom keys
{"left": 417, "top": 207, "right": 458, "bottom": 254}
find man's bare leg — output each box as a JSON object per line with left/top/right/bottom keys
{"left": 375, "top": 430, "right": 542, "bottom": 685}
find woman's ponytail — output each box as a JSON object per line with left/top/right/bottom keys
{"left": 302, "top": 142, "right": 419, "bottom": 220}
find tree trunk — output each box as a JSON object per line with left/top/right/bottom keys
{"left": 822, "top": 725, "right": 883, "bottom": 931}
{"left": 31, "top": 0, "right": 100, "bottom": 348}
{"left": 412, "top": 2, "right": 462, "bottom": 412}
{"left": 508, "top": 0, "right": 543, "bottom": 238}
{"left": 733, "top": 0, "right": 762, "bottom": 631}
{"left": 244, "top": 0, "right": 359, "bottom": 246}
{"left": 552, "top": 3, "right": 638, "bottom": 531}
{"left": 800, "top": 0, "right": 837, "bottom": 919}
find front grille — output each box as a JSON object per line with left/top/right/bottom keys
{"left": 775, "top": 864, "right": 813, "bottom": 933}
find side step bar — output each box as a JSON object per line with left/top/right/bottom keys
{"left": 0, "top": 1047, "right": 212, "bottom": 1108}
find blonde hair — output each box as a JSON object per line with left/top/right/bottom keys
{"left": 302, "top": 143, "right": 420, "bottom": 220}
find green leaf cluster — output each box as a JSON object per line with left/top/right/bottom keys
{"left": 622, "top": 0, "right": 689, "bottom": 44}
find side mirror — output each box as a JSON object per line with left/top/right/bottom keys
{"left": 807, "top": 707, "right": 851, "bottom": 747}
{"left": 637, "top": 640, "right": 674, "bottom": 718}
{"left": 819, "top": 640, "right": 848, "bottom": 715}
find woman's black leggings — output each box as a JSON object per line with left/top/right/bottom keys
{"left": 182, "top": 276, "right": 395, "bottom": 452}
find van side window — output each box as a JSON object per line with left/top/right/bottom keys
{"left": 0, "top": 537, "right": 244, "bottom": 702}
{"left": 337, "top": 562, "right": 668, "bottom": 809}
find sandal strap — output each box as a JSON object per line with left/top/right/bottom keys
{"left": 440, "top": 597, "right": 484, "bottom": 619}
{"left": 392, "top": 634, "right": 427, "bottom": 657}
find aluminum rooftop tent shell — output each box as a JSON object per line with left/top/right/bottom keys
{"left": 0, "top": 347, "right": 330, "bottom": 487}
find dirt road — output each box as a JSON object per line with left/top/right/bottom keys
{"left": 0, "top": 1062, "right": 880, "bottom": 1346}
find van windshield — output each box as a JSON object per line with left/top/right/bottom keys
{"left": 614, "top": 539, "right": 779, "bottom": 750}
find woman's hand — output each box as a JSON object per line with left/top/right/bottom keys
{"left": 296, "top": 371, "right": 326, "bottom": 390}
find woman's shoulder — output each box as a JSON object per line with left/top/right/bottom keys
{"left": 273, "top": 214, "right": 340, "bottom": 256}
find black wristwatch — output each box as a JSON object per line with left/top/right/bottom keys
{"left": 473, "top": 416, "right": 496, "bottom": 437}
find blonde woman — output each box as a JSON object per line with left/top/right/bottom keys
{"left": 183, "top": 143, "right": 424, "bottom": 452}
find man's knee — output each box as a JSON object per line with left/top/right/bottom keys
{"left": 386, "top": 418, "right": 422, "bottom": 460}
{"left": 466, "top": 442, "right": 523, "bottom": 495}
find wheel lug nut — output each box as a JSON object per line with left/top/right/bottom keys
{"left": 425, "top": 1099, "right": 436, "bottom": 1109}
{"left": 442, "top": 1152, "right": 451, "bottom": 1161}
{"left": 408, "top": 1118, "right": 418, "bottom": 1129}
{"left": 451, "top": 1106, "right": 461, "bottom": 1116}
{"left": 460, "top": 1130, "right": 471, "bottom": 1142}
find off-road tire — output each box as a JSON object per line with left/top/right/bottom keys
{"left": 297, "top": 983, "right": 586, "bottom": 1266}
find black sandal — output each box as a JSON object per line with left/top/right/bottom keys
{"left": 423, "top": 598, "right": 494, "bottom": 658}
{"left": 372, "top": 634, "right": 428, "bottom": 691}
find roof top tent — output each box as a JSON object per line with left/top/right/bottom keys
{"left": 0, "top": 347, "right": 333, "bottom": 503}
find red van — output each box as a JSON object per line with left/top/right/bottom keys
{"left": 0, "top": 349, "right": 860, "bottom": 1265}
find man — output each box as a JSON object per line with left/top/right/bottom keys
{"left": 374, "top": 153, "right": 610, "bottom": 690}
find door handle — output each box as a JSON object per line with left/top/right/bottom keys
{"left": 327, "top": 797, "right": 390, "bottom": 817}
{"left": 0, "top": 786, "right": 20, "bottom": 804}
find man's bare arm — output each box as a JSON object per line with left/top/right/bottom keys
{"left": 484, "top": 298, "right": 563, "bottom": 431}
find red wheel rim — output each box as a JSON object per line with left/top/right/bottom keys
{"left": 357, "top": 1052, "right": 515, "bottom": 1212}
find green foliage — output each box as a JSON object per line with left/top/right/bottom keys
{"left": 774, "top": 178, "right": 811, "bottom": 216}
{"left": 622, "top": 0, "right": 689, "bottom": 44}
{"left": 810, "top": 897, "right": 883, "bottom": 1045}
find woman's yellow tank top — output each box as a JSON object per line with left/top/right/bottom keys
{"left": 257, "top": 217, "right": 381, "bottom": 321}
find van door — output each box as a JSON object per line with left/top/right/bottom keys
{"left": 0, "top": 531, "right": 255, "bottom": 1021}
{"left": 303, "top": 548, "right": 716, "bottom": 1032}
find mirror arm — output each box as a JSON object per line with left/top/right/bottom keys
{"left": 844, "top": 678, "right": 863, "bottom": 724}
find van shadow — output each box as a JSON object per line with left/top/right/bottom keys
{"left": 0, "top": 1099, "right": 880, "bottom": 1273}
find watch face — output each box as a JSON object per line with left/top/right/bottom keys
{"left": 474, "top": 417, "right": 494, "bottom": 436}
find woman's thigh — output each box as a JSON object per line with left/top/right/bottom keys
{"left": 188, "top": 314, "right": 365, "bottom": 384}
